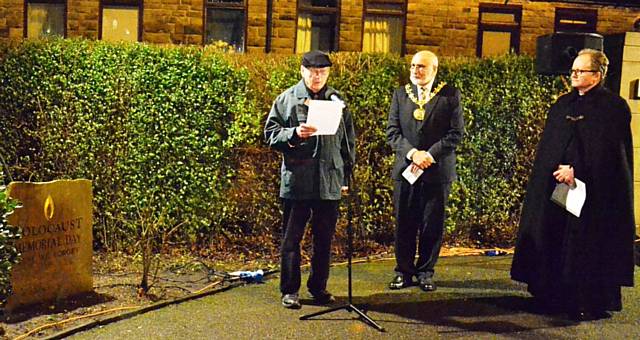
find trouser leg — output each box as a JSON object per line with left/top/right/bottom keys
{"left": 280, "top": 200, "right": 312, "bottom": 294}
{"left": 416, "top": 182, "right": 451, "bottom": 278}
{"left": 307, "top": 200, "right": 339, "bottom": 293}
{"left": 393, "top": 180, "right": 420, "bottom": 276}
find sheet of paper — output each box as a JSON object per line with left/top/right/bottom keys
{"left": 307, "top": 100, "right": 343, "bottom": 135}
{"left": 566, "top": 178, "right": 586, "bottom": 217}
{"left": 402, "top": 164, "right": 423, "bottom": 185}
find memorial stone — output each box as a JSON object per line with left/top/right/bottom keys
{"left": 5, "top": 179, "right": 93, "bottom": 311}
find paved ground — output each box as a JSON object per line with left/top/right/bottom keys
{"left": 69, "top": 255, "right": 640, "bottom": 339}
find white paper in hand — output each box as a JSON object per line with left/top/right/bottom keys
{"left": 566, "top": 178, "right": 586, "bottom": 217}
{"left": 307, "top": 100, "right": 343, "bottom": 135}
{"left": 402, "top": 164, "right": 423, "bottom": 185}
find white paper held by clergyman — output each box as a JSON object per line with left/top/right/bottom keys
{"left": 307, "top": 100, "right": 343, "bottom": 135}
{"left": 566, "top": 178, "right": 586, "bottom": 217}
{"left": 402, "top": 164, "right": 423, "bottom": 185}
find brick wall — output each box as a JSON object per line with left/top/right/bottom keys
{"left": 144, "top": 0, "right": 204, "bottom": 44}
{"left": 339, "top": 0, "right": 364, "bottom": 52}
{"left": 67, "top": 0, "right": 99, "bottom": 39}
{"left": 1, "top": 0, "right": 639, "bottom": 57}
{"left": 398, "top": 0, "right": 639, "bottom": 57}
{"left": 246, "top": 0, "right": 266, "bottom": 52}
{"left": 269, "top": 0, "right": 296, "bottom": 54}
{"left": 1, "top": 0, "right": 23, "bottom": 39}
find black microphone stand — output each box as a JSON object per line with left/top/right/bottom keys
{"left": 299, "top": 177, "right": 384, "bottom": 332}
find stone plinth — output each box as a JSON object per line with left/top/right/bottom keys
{"left": 5, "top": 179, "right": 93, "bottom": 311}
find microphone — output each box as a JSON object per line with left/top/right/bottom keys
{"left": 329, "top": 93, "right": 345, "bottom": 108}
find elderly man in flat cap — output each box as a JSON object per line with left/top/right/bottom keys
{"left": 264, "top": 50, "right": 356, "bottom": 309}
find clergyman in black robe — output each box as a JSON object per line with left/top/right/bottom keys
{"left": 511, "top": 49, "right": 635, "bottom": 321}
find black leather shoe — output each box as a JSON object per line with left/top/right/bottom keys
{"left": 389, "top": 275, "right": 411, "bottom": 290}
{"left": 418, "top": 277, "right": 436, "bottom": 292}
{"left": 309, "top": 290, "right": 335, "bottom": 305}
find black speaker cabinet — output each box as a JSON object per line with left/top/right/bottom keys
{"left": 536, "top": 32, "right": 604, "bottom": 75}
{"left": 604, "top": 33, "right": 625, "bottom": 95}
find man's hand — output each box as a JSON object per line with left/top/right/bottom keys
{"left": 553, "top": 164, "right": 575, "bottom": 187}
{"left": 296, "top": 123, "right": 317, "bottom": 139}
{"left": 411, "top": 150, "right": 435, "bottom": 169}
{"left": 341, "top": 186, "right": 349, "bottom": 196}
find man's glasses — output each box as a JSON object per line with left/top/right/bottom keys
{"left": 306, "top": 67, "right": 330, "bottom": 76}
{"left": 570, "top": 69, "right": 598, "bottom": 76}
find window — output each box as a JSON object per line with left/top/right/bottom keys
{"left": 100, "top": 0, "right": 142, "bottom": 42}
{"left": 205, "top": 0, "right": 246, "bottom": 52}
{"left": 477, "top": 4, "right": 522, "bottom": 58}
{"left": 362, "top": 0, "right": 405, "bottom": 54}
{"left": 296, "top": 0, "right": 339, "bottom": 53}
{"left": 554, "top": 8, "right": 597, "bottom": 33}
{"left": 25, "top": 0, "right": 66, "bottom": 38}
{"left": 531, "top": 1, "right": 637, "bottom": 8}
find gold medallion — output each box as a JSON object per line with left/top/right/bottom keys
{"left": 404, "top": 82, "right": 447, "bottom": 121}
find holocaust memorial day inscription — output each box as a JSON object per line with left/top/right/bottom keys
{"left": 5, "top": 179, "right": 93, "bottom": 311}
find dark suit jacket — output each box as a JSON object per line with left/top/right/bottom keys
{"left": 386, "top": 83, "right": 464, "bottom": 183}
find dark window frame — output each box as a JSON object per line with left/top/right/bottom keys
{"left": 361, "top": 0, "right": 407, "bottom": 55}
{"left": 476, "top": 3, "right": 522, "bottom": 58}
{"left": 203, "top": 0, "right": 248, "bottom": 50}
{"left": 295, "top": 0, "right": 341, "bottom": 52}
{"left": 23, "top": 0, "right": 68, "bottom": 38}
{"left": 530, "top": 1, "right": 638, "bottom": 8}
{"left": 554, "top": 7, "right": 598, "bottom": 33}
{"left": 99, "top": 0, "right": 144, "bottom": 42}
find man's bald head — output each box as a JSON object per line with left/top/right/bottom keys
{"left": 410, "top": 51, "right": 438, "bottom": 86}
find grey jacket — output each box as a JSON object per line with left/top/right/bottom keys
{"left": 264, "top": 80, "right": 356, "bottom": 200}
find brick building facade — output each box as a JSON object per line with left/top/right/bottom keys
{"left": 1, "top": 1, "right": 639, "bottom": 56}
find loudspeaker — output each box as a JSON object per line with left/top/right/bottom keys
{"left": 536, "top": 32, "right": 604, "bottom": 75}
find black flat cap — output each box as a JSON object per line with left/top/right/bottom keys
{"left": 301, "top": 50, "right": 332, "bottom": 68}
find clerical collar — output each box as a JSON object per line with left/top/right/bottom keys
{"left": 577, "top": 83, "right": 604, "bottom": 97}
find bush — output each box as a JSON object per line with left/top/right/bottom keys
{"left": 224, "top": 53, "right": 563, "bottom": 247}
{"left": 0, "top": 39, "right": 250, "bottom": 250}
{"left": 0, "top": 39, "right": 564, "bottom": 252}
{"left": 437, "top": 55, "right": 563, "bottom": 246}
{"left": 0, "top": 171, "right": 21, "bottom": 306}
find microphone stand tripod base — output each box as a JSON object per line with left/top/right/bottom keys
{"left": 299, "top": 180, "right": 384, "bottom": 332}
{"left": 299, "top": 302, "right": 385, "bottom": 332}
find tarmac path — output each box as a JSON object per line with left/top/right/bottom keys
{"left": 69, "top": 255, "right": 640, "bottom": 339}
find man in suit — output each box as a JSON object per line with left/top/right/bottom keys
{"left": 386, "top": 50, "right": 464, "bottom": 291}
{"left": 264, "top": 50, "right": 356, "bottom": 309}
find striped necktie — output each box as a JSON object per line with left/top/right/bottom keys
{"left": 419, "top": 86, "right": 428, "bottom": 101}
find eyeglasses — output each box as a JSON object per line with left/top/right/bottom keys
{"left": 570, "top": 69, "right": 598, "bottom": 76}
{"left": 305, "top": 67, "right": 330, "bottom": 76}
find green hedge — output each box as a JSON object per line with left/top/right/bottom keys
{"left": 223, "top": 53, "right": 563, "bottom": 247}
{"left": 0, "top": 39, "right": 251, "bottom": 249}
{"left": 0, "top": 170, "right": 20, "bottom": 306}
{"left": 0, "top": 39, "right": 564, "bottom": 251}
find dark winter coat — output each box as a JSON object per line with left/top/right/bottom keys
{"left": 264, "top": 80, "right": 356, "bottom": 200}
{"left": 511, "top": 85, "right": 635, "bottom": 289}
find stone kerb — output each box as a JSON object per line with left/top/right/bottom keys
{"left": 5, "top": 179, "right": 93, "bottom": 311}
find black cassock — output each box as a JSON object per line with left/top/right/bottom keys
{"left": 511, "top": 85, "right": 635, "bottom": 312}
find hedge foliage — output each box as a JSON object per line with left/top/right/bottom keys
{"left": 0, "top": 170, "right": 21, "bottom": 306}
{"left": 0, "top": 39, "right": 251, "bottom": 250}
{"left": 0, "top": 39, "right": 564, "bottom": 252}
